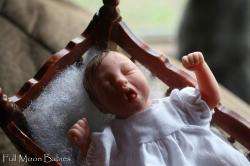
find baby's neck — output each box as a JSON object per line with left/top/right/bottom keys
{"left": 144, "top": 99, "right": 152, "bottom": 111}
{"left": 115, "top": 99, "right": 152, "bottom": 119}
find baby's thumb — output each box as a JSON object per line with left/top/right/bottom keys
{"left": 181, "top": 56, "right": 189, "bottom": 69}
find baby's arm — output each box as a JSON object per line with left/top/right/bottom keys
{"left": 67, "top": 118, "right": 91, "bottom": 157}
{"left": 182, "top": 52, "right": 220, "bottom": 109}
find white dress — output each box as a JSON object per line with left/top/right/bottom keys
{"left": 85, "top": 87, "right": 250, "bottom": 166}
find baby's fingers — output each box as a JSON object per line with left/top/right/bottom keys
{"left": 68, "top": 128, "right": 83, "bottom": 146}
{"left": 68, "top": 118, "right": 90, "bottom": 145}
{"left": 182, "top": 52, "right": 204, "bottom": 71}
{"left": 197, "top": 52, "right": 204, "bottom": 64}
{"left": 192, "top": 52, "right": 199, "bottom": 64}
{"left": 77, "top": 118, "right": 90, "bottom": 133}
{"left": 189, "top": 52, "right": 204, "bottom": 64}
{"left": 182, "top": 56, "right": 191, "bottom": 69}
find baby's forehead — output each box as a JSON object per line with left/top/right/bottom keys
{"left": 105, "top": 52, "right": 129, "bottom": 62}
{"left": 95, "top": 53, "right": 131, "bottom": 76}
{"left": 99, "top": 53, "right": 131, "bottom": 68}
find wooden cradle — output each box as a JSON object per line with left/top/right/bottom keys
{"left": 0, "top": 0, "right": 249, "bottom": 165}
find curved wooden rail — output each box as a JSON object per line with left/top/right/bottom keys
{"left": 213, "top": 105, "right": 250, "bottom": 150}
{"left": 0, "top": 89, "right": 61, "bottom": 165}
{"left": 3, "top": 122, "right": 61, "bottom": 166}
{"left": 9, "top": 36, "right": 93, "bottom": 109}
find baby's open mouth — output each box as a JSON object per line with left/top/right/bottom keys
{"left": 123, "top": 88, "right": 137, "bottom": 102}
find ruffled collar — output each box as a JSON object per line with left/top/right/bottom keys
{"left": 110, "top": 98, "right": 185, "bottom": 148}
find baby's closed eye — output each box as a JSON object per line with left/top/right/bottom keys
{"left": 121, "top": 64, "right": 135, "bottom": 75}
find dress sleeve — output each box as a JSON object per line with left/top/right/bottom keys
{"left": 84, "top": 127, "right": 114, "bottom": 166}
{"left": 84, "top": 133, "right": 103, "bottom": 166}
{"left": 169, "top": 87, "right": 214, "bottom": 127}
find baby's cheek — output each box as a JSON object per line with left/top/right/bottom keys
{"left": 143, "top": 83, "right": 150, "bottom": 99}
{"left": 128, "top": 72, "right": 149, "bottom": 97}
{"left": 137, "top": 80, "right": 150, "bottom": 99}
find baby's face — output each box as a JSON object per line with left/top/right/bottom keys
{"left": 92, "top": 51, "right": 151, "bottom": 118}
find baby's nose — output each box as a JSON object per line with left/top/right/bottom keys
{"left": 115, "top": 79, "right": 128, "bottom": 89}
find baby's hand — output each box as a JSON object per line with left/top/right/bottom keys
{"left": 182, "top": 52, "right": 205, "bottom": 71}
{"left": 68, "top": 118, "right": 91, "bottom": 156}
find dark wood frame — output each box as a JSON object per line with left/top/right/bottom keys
{"left": 0, "top": 0, "right": 249, "bottom": 165}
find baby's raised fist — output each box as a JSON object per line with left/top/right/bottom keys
{"left": 182, "top": 52, "right": 205, "bottom": 71}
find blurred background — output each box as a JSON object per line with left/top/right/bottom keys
{"left": 73, "top": 0, "right": 187, "bottom": 37}
{"left": 0, "top": 0, "right": 249, "bottom": 165}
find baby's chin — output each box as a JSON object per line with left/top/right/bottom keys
{"left": 120, "top": 96, "right": 149, "bottom": 118}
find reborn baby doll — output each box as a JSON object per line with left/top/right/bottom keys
{"left": 67, "top": 51, "right": 249, "bottom": 166}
